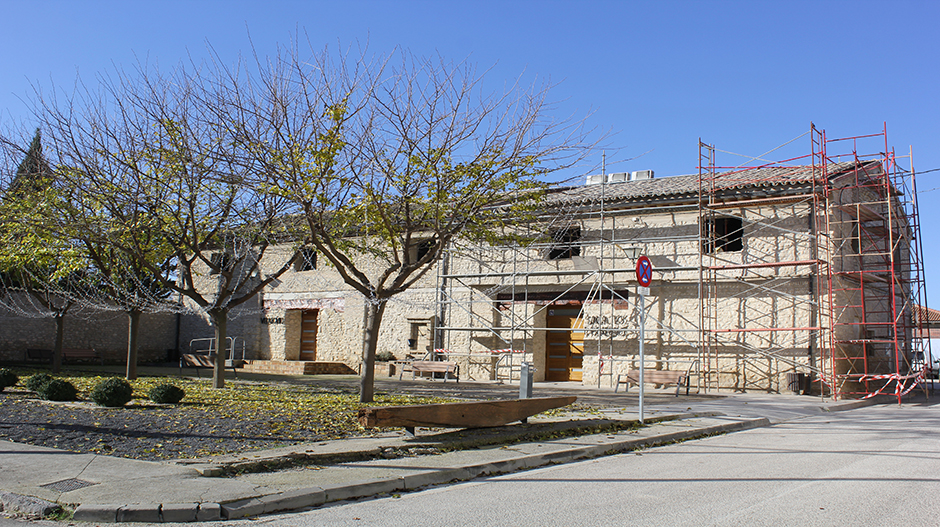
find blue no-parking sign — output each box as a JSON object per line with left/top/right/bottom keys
{"left": 636, "top": 255, "right": 653, "bottom": 287}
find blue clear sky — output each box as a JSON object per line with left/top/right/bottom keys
{"left": 1, "top": 0, "right": 938, "bottom": 303}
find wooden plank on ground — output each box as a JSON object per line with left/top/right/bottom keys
{"left": 358, "top": 396, "right": 577, "bottom": 429}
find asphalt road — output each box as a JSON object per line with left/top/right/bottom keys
{"left": 231, "top": 400, "right": 940, "bottom": 527}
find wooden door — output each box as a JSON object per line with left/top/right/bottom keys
{"left": 545, "top": 308, "right": 584, "bottom": 381}
{"left": 300, "top": 310, "right": 318, "bottom": 361}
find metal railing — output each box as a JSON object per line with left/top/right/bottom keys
{"left": 188, "top": 336, "right": 246, "bottom": 362}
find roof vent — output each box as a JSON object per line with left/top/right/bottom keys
{"left": 607, "top": 172, "right": 628, "bottom": 183}
{"left": 585, "top": 170, "right": 654, "bottom": 185}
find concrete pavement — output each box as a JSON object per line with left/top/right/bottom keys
{"left": 0, "top": 380, "right": 896, "bottom": 523}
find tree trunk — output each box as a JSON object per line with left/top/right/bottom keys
{"left": 52, "top": 312, "right": 65, "bottom": 374}
{"left": 210, "top": 309, "right": 228, "bottom": 389}
{"left": 359, "top": 299, "right": 388, "bottom": 403}
{"left": 126, "top": 309, "right": 141, "bottom": 380}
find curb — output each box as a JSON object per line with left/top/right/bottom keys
{"left": 73, "top": 502, "right": 222, "bottom": 523}
{"left": 219, "top": 416, "right": 769, "bottom": 520}
{"left": 817, "top": 394, "right": 894, "bottom": 413}
{"left": 183, "top": 412, "right": 720, "bottom": 478}
{"left": 52, "top": 416, "right": 774, "bottom": 523}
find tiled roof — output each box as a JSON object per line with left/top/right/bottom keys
{"left": 543, "top": 161, "right": 873, "bottom": 207}
{"left": 914, "top": 304, "right": 940, "bottom": 324}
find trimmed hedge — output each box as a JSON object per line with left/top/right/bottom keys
{"left": 375, "top": 351, "right": 396, "bottom": 362}
{"left": 148, "top": 384, "right": 186, "bottom": 404}
{"left": 25, "top": 373, "right": 54, "bottom": 393}
{"left": 39, "top": 379, "right": 78, "bottom": 402}
{"left": 0, "top": 369, "right": 18, "bottom": 391}
{"left": 90, "top": 378, "right": 134, "bottom": 407}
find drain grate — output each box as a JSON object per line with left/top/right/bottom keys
{"left": 40, "top": 478, "right": 98, "bottom": 493}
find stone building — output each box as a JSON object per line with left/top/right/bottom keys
{"left": 5, "top": 130, "right": 910, "bottom": 398}
{"left": 189, "top": 135, "right": 928, "bottom": 399}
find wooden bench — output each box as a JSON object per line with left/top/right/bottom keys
{"left": 26, "top": 348, "right": 53, "bottom": 362}
{"left": 180, "top": 353, "right": 238, "bottom": 378}
{"left": 63, "top": 348, "right": 103, "bottom": 365}
{"left": 615, "top": 369, "right": 690, "bottom": 396}
{"left": 399, "top": 360, "right": 459, "bottom": 383}
{"left": 26, "top": 348, "right": 103, "bottom": 365}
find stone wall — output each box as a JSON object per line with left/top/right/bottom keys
{"left": 0, "top": 306, "right": 177, "bottom": 363}
{"left": 427, "top": 200, "right": 822, "bottom": 392}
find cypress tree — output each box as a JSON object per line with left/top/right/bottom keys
{"left": 9, "top": 129, "right": 52, "bottom": 197}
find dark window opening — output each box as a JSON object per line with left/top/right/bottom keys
{"left": 548, "top": 226, "right": 582, "bottom": 260}
{"left": 415, "top": 239, "right": 434, "bottom": 261}
{"left": 209, "top": 252, "right": 232, "bottom": 275}
{"left": 296, "top": 247, "right": 317, "bottom": 271}
{"left": 703, "top": 217, "right": 743, "bottom": 253}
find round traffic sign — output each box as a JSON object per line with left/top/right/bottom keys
{"left": 636, "top": 255, "right": 653, "bottom": 287}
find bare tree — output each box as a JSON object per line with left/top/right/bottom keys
{"left": 78, "top": 241, "right": 178, "bottom": 380}
{"left": 25, "top": 42, "right": 595, "bottom": 398}
{"left": 1, "top": 128, "right": 186, "bottom": 378}
{"left": 36, "top": 58, "right": 310, "bottom": 388}
{"left": 254, "top": 48, "right": 596, "bottom": 401}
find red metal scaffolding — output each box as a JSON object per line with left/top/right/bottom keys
{"left": 698, "top": 124, "right": 929, "bottom": 401}
{"left": 824, "top": 125, "right": 930, "bottom": 401}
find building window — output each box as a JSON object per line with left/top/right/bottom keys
{"left": 407, "top": 319, "right": 432, "bottom": 354}
{"left": 703, "top": 217, "right": 743, "bottom": 253}
{"left": 209, "top": 252, "right": 232, "bottom": 275}
{"left": 296, "top": 247, "right": 317, "bottom": 271}
{"left": 548, "top": 226, "right": 582, "bottom": 260}
{"left": 411, "top": 239, "right": 434, "bottom": 262}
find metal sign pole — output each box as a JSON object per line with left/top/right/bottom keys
{"left": 638, "top": 288, "right": 645, "bottom": 424}
{"left": 635, "top": 255, "right": 653, "bottom": 425}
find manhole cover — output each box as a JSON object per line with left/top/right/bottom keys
{"left": 40, "top": 478, "right": 98, "bottom": 493}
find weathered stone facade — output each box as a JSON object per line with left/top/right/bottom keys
{"left": 217, "top": 162, "right": 915, "bottom": 396}
{"left": 14, "top": 161, "right": 909, "bottom": 398}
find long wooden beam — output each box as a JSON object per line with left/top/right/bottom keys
{"left": 358, "top": 396, "right": 577, "bottom": 430}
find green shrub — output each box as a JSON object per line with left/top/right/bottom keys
{"left": 25, "top": 373, "right": 54, "bottom": 392}
{"left": 375, "top": 351, "right": 396, "bottom": 362}
{"left": 148, "top": 383, "right": 186, "bottom": 404}
{"left": 90, "top": 377, "right": 134, "bottom": 407}
{"left": 0, "top": 369, "right": 18, "bottom": 391}
{"left": 39, "top": 379, "right": 78, "bottom": 402}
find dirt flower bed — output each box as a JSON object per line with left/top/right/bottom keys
{"left": 0, "top": 370, "right": 452, "bottom": 461}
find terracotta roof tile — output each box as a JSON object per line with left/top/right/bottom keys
{"left": 544, "top": 161, "right": 873, "bottom": 207}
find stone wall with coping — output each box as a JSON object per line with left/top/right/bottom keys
{"left": 0, "top": 305, "right": 177, "bottom": 363}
